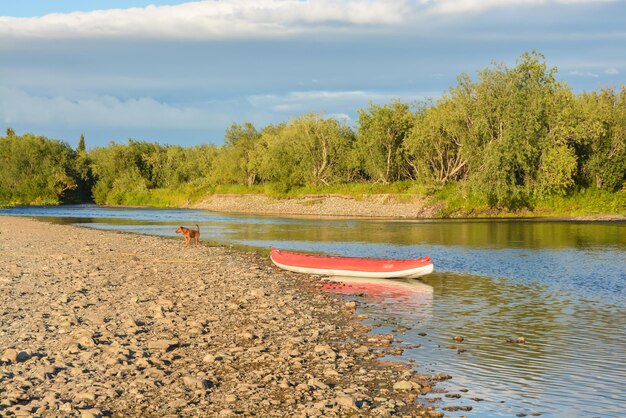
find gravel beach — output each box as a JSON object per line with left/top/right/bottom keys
{"left": 0, "top": 217, "right": 445, "bottom": 417}
{"left": 194, "top": 194, "right": 441, "bottom": 219}
{"left": 194, "top": 193, "right": 626, "bottom": 220}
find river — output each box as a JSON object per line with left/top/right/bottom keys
{"left": 1, "top": 204, "right": 624, "bottom": 417}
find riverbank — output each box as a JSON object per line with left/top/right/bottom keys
{"left": 194, "top": 193, "right": 441, "bottom": 219}
{"left": 0, "top": 216, "right": 447, "bottom": 417}
{"left": 193, "top": 193, "right": 626, "bottom": 220}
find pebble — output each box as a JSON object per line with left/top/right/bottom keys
{"left": 393, "top": 380, "right": 421, "bottom": 391}
{"left": 1, "top": 348, "right": 18, "bottom": 363}
{"left": 182, "top": 376, "right": 209, "bottom": 390}
{"left": 147, "top": 339, "right": 179, "bottom": 351}
{"left": 335, "top": 395, "right": 357, "bottom": 410}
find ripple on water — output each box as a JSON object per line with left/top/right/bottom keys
{"left": 345, "top": 272, "right": 626, "bottom": 417}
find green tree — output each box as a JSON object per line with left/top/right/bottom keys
{"left": 0, "top": 133, "right": 78, "bottom": 205}
{"left": 77, "top": 133, "right": 86, "bottom": 153}
{"left": 464, "top": 51, "right": 576, "bottom": 207}
{"left": 256, "top": 114, "right": 355, "bottom": 189}
{"left": 354, "top": 101, "right": 415, "bottom": 183}
{"left": 574, "top": 87, "right": 626, "bottom": 191}
{"left": 405, "top": 99, "right": 468, "bottom": 184}
{"left": 212, "top": 122, "right": 261, "bottom": 186}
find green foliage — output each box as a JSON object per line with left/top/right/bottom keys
{"left": 354, "top": 101, "right": 415, "bottom": 183}
{"left": 574, "top": 87, "right": 626, "bottom": 191}
{"left": 0, "top": 132, "right": 78, "bottom": 205}
{"left": 89, "top": 140, "right": 216, "bottom": 204}
{"left": 256, "top": 114, "right": 356, "bottom": 191}
{"left": 405, "top": 99, "right": 468, "bottom": 184}
{"left": 211, "top": 122, "right": 261, "bottom": 186}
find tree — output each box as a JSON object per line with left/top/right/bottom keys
{"left": 256, "top": 114, "right": 355, "bottom": 189}
{"left": 354, "top": 101, "right": 415, "bottom": 183}
{"left": 0, "top": 133, "right": 78, "bottom": 205}
{"left": 212, "top": 123, "right": 261, "bottom": 186}
{"left": 464, "top": 51, "right": 576, "bottom": 207}
{"left": 405, "top": 99, "right": 468, "bottom": 184}
{"left": 574, "top": 87, "right": 626, "bottom": 191}
{"left": 77, "top": 133, "right": 86, "bottom": 153}
{"left": 71, "top": 133, "right": 94, "bottom": 202}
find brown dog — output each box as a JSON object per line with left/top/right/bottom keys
{"left": 176, "top": 224, "right": 200, "bottom": 247}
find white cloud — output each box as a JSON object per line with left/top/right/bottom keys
{"left": 569, "top": 70, "right": 600, "bottom": 78}
{"left": 247, "top": 89, "right": 438, "bottom": 112}
{"left": 425, "top": 0, "right": 614, "bottom": 14}
{"left": 0, "top": 86, "right": 231, "bottom": 130}
{"left": 0, "top": 0, "right": 411, "bottom": 39}
{"left": 604, "top": 67, "right": 620, "bottom": 75}
{"left": 0, "top": 0, "right": 612, "bottom": 39}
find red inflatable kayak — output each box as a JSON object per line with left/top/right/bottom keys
{"left": 270, "top": 247, "right": 434, "bottom": 279}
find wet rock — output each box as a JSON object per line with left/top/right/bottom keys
{"left": 393, "top": 380, "right": 421, "bottom": 391}
{"left": 453, "top": 335, "right": 464, "bottom": 342}
{"left": 443, "top": 405, "right": 473, "bottom": 411}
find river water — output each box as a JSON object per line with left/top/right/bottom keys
{"left": 1, "top": 204, "right": 624, "bottom": 417}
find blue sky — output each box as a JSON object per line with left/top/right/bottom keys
{"left": 1, "top": 0, "right": 625, "bottom": 148}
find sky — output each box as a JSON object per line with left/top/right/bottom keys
{"left": 1, "top": 0, "right": 625, "bottom": 149}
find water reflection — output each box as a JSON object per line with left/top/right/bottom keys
{"left": 322, "top": 277, "right": 433, "bottom": 320}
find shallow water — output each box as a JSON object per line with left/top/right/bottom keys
{"left": 1, "top": 204, "right": 624, "bottom": 417}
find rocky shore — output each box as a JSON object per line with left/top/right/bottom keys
{"left": 0, "top": 217, "right": 446, "bottom": 417}
{"left": 194, "top": 194, "right": 441, "bottom": 219}
{"left": 193, "top": 193, "right": 626, "bottom": 221}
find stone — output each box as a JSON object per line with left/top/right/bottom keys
{"left": 147, "top": 339, "right": 178, "bottom": 351}
{"left": 307, "top": 378, "right": 329, "bottom": 390}
{"left": 335, "top": 395, "right": 357, "bottom": 410}
{"left": 1, "top": 348, "right": 18, "bottom": 363}
{"left": 59, "top": 402, "right": 73, "bottom": 413}
{"left": 354, "top": 345, "right": 369, "bottom": 354}
{"left": 76, "top": 392, "right": 97, "bottom": 401}
{"left": 80, "top": 408, "right": 103, "bottom": 418}
{"left": 240, "top": 332, "right": 256, "bottom": 340}
{"left": 393, "top": 380, "right": 421, "bottom": 391}
{"left": 182, "top": 376, "right": 209, "bottom": 390}
{"left": 169, "top": 398, "right": 188, "bottom": 408}
{"left": 344, "top": 301, "right": 357, "bottom": 311}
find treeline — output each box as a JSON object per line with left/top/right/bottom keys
{"left": 1, "top": 52, "right": 624, "bottom": 210}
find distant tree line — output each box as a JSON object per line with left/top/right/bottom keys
{"left": 1, "top": 52, "right": 624, "bottom": 209}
